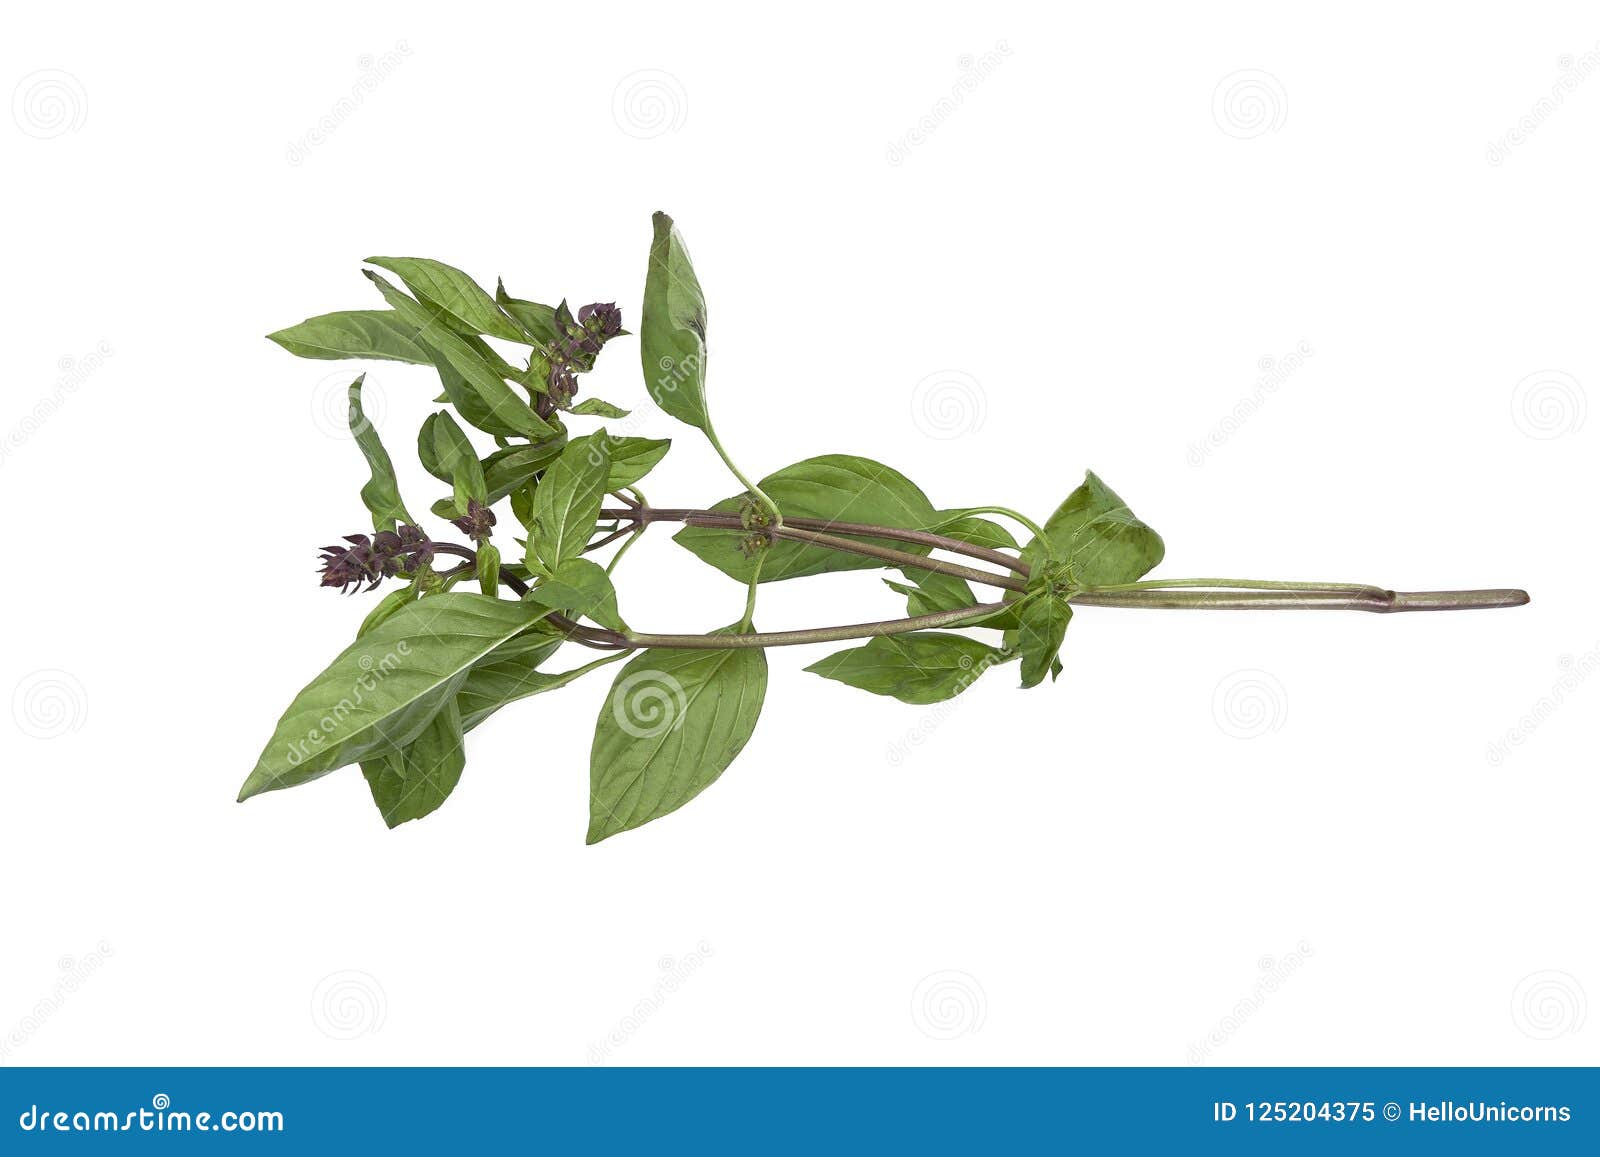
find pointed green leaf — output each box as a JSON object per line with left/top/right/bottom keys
{"left": 883, "top": 568, "right": 977, "bottom": 618}
{"left": 427, "top": 436, "right": 572, "bottom": 520}
{"left": 357, "top": 585, "right": 420, "bottom": 639}
{"left": 364, "top": 270, "right": 553, "bottom": 439}
{"left": 239, "top": 595, "right": 549, "bottom": 801}
{"left": 427, "top": 339, "right": 535, "bottom": 438}
{"left": 931, "top": 511, "right": 1020, "bottom": 552}
{"left": 482, "top": 437, "right": 567, "bottom": 499}
{"left": 346, "top": 375, "right": 413, "bottom": 532}
{"left": 416, "top": 413, "right": 450, "bottom": 483}
{"left": 531, "top": 433, "right": 612, "bottom": 572}
{"left": 454, "top": 633, "right": 626, "bottom": 733}
{"left": 805, "top": 632, "right": 1004, "bottom": 705}
{"left": 1015, "top": 594, "right": 1072, "bottom": 688}
{"left": 568, "top": 398, "right": 630, "bottom": 419}
{"left": 360, "top": 698, "right": 466, "bottom": 828}
{"left": 673, "top": 454, "right": 939, "bottom": 583}
{"left": 494, "top": 280, "right": 560, "bottom": 344}
{"left": 366, "top": 257, "right": 527, "bottom": 342}
{"left": 1026, "top": 471, "right": 1164, "bottom": 586}
{"left": 588, "top": 631, "right": 767, "bottom": 843}
{"left": 425, "top": 411, "right": 487, "bottom": 514}
{"left": 601, "top": 436, "right": 671, "bottom": 491}
{"left": 526, "top": 558, "right": 626, "bottom": 631}
{"left": 454, "top": 629, "right": 564, "bottom": 731}
{"left": 640, "top": 211, "right": 710, "bottom": 431}
{"left": 476, "top": 542, "right": 501, "bottom": 595}
{"left": 267, "top": 310, "right": 432, "bottom": 365}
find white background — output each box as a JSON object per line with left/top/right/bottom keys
{"left": 1, "top": 2, "right": 1594, "bottom": 1067}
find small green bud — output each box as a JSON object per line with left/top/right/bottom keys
{"left": 477, "top": 543, "right": 501, "bottom": 596}
{"left": 739, "top": 495, "right": 772, "bottom": 531}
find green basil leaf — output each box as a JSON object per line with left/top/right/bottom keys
{"left": 527, "top": 558, "right": 626, "bottom": 631}
{"left": 601, "top": 436, "right": 671, "bottom": 491}
{"left": 455, "top": 633, "right": 629, "bottom": 734}
{"left": 356, "top": 585, "right": 420, "bottom": 639}
{"left": 346, "top": 374, "right": 413, "bottom": 531}
{"left": 360, "top": 698, "right": 466, "bottom": 828}
{"left": 932, "top": 512, "right": 1020, "bottom": 552}
{"left": 509, "top": 482, "right": 536, "bottom": 532}
{"left": 673, "top": 454, "right": 939, "bottom": 583}
{"left": 267, "top": 310, "right": 432, "bottom": 365}
{"left": 455, "top": 629, "right": 565, "bottom": 731}
{"left": 567, "top": 398, "right": 631, "bottom": 419}
{"left": 805, "top": 632, "right": 1003, "bottom": 705}
{"left": 883, "top": 568, "right": 977, "bottom": 618}
{"left": 476, "top": 542, "right": 501, "bottom": 595}
{"left": 426, "top": 339, "right": 532, "bottom": 437}
{"left": 366, "top": 257, "right": 526, "bottom": 343}
{"left": 640, "top": 211, "right": 710, "bottom": 431}
{"left": 428, "top": 436, "right": 571, "bottom": 520}
{"left": 416, "top": 413, "right": 449, "bottom": 483}
{"left": 1015, "top": 593, "right": 1072, "bottom": 688}
{"left": 531, "top": 433, "right": 612, "bottom": 573}
{"left": 239, "top": 595, "right": 549, "bottom": 801}
{"left": 483, "top": 438, "right": 567, "bottom": 500}
{"left": 364, "top": 270, "right": 553, "bottom": 439}
{"left": 1026, "top": 471, "right": 1164, "bottom": 586}
{"left": 588, "top": 630, "right": 767, "bottom": 843}
{"left": 460, "top": 331, "right": 527, "bottom": 382}
{"left": 495, "top": 280, "right": 560, "bottom": 344}
{"left": 426, "top": 411, "right": 488, "bottom": 513}
{"left": 463, "top": 654, "right": 627, "bottom": 733}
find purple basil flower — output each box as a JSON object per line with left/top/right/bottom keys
{"left": 317, "top": 523, "right": 434, "bottom": 592}
{"left": 450, "top": 499, "right": 496, "bottom": 543}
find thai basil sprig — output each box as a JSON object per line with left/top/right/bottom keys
{"left": 243, "top": 214, "right": 1530, "bottom": 841}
